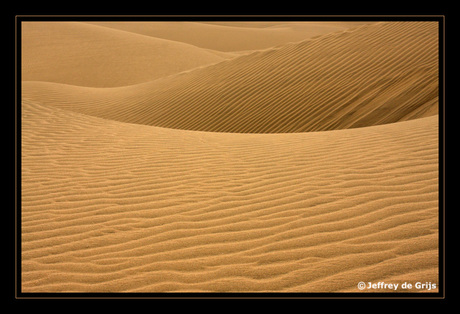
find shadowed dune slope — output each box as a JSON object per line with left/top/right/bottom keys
{"left": 23, "top": 22, "right": 439, "bottom": 133}
{"left": 85, "top": 21, "right": 369, "bottom": 52}
{"left": 22, "top": 100, "right": 438, "bottom": 292}
{"left": 21, "top": 22, "right": 233, "bottom": 87}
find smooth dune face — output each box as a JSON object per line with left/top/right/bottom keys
{"left": 21, "top": 22, "right": 232, "bottom": 87}
{"left": 23, "top": 22, "right": 438, "bottom": 133}
{"left": 85, "top": 21, "right": 370, "bottom": 52}
{"left": 21, "top": 20, "right": 440, "bottom": 293}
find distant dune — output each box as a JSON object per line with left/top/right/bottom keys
{"left": 20, "top": 20, "right": 440, "bottom": 293}
{"left": 22, "top": 22, "right": 233, "bottom": 87}
{"left": 23, "top": 22, "right": 438, "bottom": 133}
{"left": 86, "top": 21, "right": 370, "bottom": 52}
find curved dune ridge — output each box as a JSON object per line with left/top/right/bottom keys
{"left": 22, "top": 21, "right": 439, "bottom": 133}
{"left": 22, "top": 100, "right": 438, "bottom": 292}
{"left": 21, "top": 22, "right": 234, "bottom": 87}
{"left": 21, "top": 20, "right": 440, "bottom": 293}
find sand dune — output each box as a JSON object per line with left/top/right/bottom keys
{"left": 21, "top": 22, "right": 233, "bottom": 87}
{"left": 21, "top": 100, "right": 438, "bottom": 292}
{"left": 23, "top": 22, "right": 438, "bottom": 133}
{"left": 85, "top": 21, "right": 369, "bottom": 52}
{"left": 20, "top": 20, "right": 440, "bottom": 293}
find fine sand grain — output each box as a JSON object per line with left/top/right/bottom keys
{"left": 20, "top": 20, "right": 439, "bottom": 293}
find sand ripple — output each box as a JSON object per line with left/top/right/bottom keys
{"left": 21, "top": 101, "right": 438, "bottom": 292}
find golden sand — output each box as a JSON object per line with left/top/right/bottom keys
{"left": 21, "top": 21, "right": 439, "bottom": 293}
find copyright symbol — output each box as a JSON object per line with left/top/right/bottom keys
{"left": 357, "top": 282, "right": 366, "bottom": 290}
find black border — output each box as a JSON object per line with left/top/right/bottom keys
{"left": 15, "top": 15, "right": 445, "bottom": 300}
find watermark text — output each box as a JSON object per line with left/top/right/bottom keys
{"left": 357, "top": 281, "right": 437, "bottom": 291}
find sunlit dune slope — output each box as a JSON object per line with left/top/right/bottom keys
{"left": 21, "top": 100, "right": 438, "bottom": 292}
{"left": 21, "top": 22, "right": 233, "bottom": 87}
{"left": 85, "top": 21, "right": 369, "bottom": 52}
{"left": 23, "top": 22, "right": 438, "bottom": 133}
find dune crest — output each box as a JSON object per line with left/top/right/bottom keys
{"left": 85, "top": 21, "right": 370, "bottom": 52}
{"left": 23, "top": 21, "right": 438, "bottom": 133}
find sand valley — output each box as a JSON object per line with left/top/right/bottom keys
{"left": 20, "top": 20, "right": 440, "bottom": 293}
